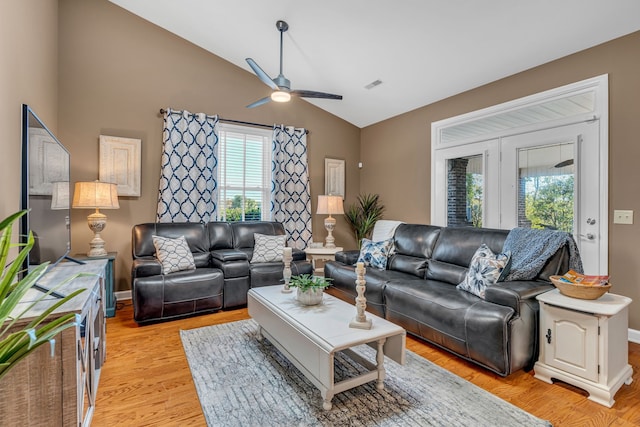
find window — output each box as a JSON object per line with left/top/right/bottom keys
{"left": 217, "top": 124, "right": 272, "bottom": 221}
{"left": 517, "top": 142, "right": 574, "bottom": 233}
{"left": 447, "top": 155, "right": 483, "bottom": 227}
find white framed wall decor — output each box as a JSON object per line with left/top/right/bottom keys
{"left": 99, "top": 135, "right": 141, "bottom": 197}
{"left": 324, "top": 158, "right": 345, "bottom": 199}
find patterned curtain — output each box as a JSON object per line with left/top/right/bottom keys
{"left": 271, "top": 125, "right": 312, "bottom": 249}
{"left": 157, "top": 108, "right": 219, "bottom": 222}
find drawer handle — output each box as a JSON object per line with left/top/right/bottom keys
{"left": 546, "top": 328, "right": 552, "bottom": 344}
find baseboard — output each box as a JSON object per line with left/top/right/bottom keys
{"left": 115, "top": 290, "right": 132, "bottom": 301}
{"left": 629, "top": 328, "right": 640, "bottom": 344}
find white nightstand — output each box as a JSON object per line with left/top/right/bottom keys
{"left": 305, "top": 246, "right": 343, "bottom": 276}
{"left": 534, "top": 289, "right": 633, "bottom": 407}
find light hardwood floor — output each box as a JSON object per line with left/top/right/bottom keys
{"left": 94, "top": 301, "right": 640, "bottom": 426}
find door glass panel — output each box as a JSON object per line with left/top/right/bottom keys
{"left": 447, "top": 155, "right": 483, "bottom": 227}
{"left": 518, "top": 143, "right": 574, "bottom": 233}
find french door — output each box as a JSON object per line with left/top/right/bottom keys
{"left": 432, "top": 76, "right": 608, "bottom": 275}
{"left": 500, "top": 122, "right": 603, "bottom": 274}
{"left": 435, "top": 121, "right": 605, "bottom": 274}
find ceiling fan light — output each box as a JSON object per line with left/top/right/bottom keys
{"left": 271, "top": 91, "right": 291, "bottom": 103}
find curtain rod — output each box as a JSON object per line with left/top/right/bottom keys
{"left": 158, "top": 109, "right": 308, "bottom": 134}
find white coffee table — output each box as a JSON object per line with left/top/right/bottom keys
{"left": 247, "top": 285, "right": 406, "bottom": 410}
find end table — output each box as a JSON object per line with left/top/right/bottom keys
{"left": 534, "top": 289, "right": 633, "bottom": 407}
{"left": 305, "top": 246, "right": 343, "bottom": 276}
{"left": 74, "top": 252, "right": 117, "bottom": 317}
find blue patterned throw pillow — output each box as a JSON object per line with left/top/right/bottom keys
{"left": 456, "top": 244, "right": 511, "bottom": 299}
{"left": 152, "top": 235, "right": 196, "bottom": 274}
{"left": 357, "top": 238, "right": 393, "bottom": 270}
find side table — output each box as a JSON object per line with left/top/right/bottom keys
{"left": 74, "top": 252, "right": 118, "bottom": 317}
{"left": 534, "top": 289, "right": 633, "bottom": 407}
{"left": 305, "top": 246, "right": 343, "bottom": 276}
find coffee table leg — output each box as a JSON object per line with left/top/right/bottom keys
{"left": 321, "top": 389, "right": 333, "bottom": 410}
{"left": 323, "top": 399, "right": 332, "bottom": 410}
{"left": 376, "top": 338, "right": 386, "bottom": 390}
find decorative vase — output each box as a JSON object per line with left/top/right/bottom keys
{"left": 297, "top": 287, "right": 324, "bottom": 305}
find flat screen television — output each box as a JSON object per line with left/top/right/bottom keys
{"left": 20, "top": 104, "right": 79, "bottom": 287}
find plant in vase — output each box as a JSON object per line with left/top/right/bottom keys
{"left": 287, "top": 274, "right": 332, "bottom": 305}
{"left": 0, "top": 211, "right": 86, "bottom": 381}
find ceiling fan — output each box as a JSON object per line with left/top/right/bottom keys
{"left": 245, "top": 20, "right": 343, "bottom": 108}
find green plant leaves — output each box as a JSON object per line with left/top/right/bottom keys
{"left": 0, "top": 210, "right": 85, "bottom": 381}
{"left": 287, "top": 274, "right": 332, "bottom": 291}
{"left": 344, "top": 193, "right": 385, "bottom": 248}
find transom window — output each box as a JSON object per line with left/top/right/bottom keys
{"left": 217, "top": 123, "right": 272, "bottom": 221}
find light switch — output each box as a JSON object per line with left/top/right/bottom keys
{"left": 613, "top": 210, "right": 634, "bottom": 224}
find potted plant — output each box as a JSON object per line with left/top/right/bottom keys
{"left": 288, "top": 274, "right": 332, "bottom": 305}
{"left": 0, "top": 211, "right": 85, "bottom": 381}
{"left": 344, "top": 193, "right": 385, "bottom": 248}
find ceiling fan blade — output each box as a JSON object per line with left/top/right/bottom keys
{"left": 246, "top": 58, "right": 279, "bottom": 91}
{"left": 292, "top": 89, "right": 343, "bottom": 100}
{"left": 246, "top": 96, "right": 272, "bottom": 109}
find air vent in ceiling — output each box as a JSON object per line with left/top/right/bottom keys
{"left": 365, "top": 80, "right": 382, "bottom": 90}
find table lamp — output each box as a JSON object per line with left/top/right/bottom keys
{"left": 316, "top": 195, "right": 344, "bottom": 248}
{"left": 72, "top": 181, "right": 119, "bottom": 257}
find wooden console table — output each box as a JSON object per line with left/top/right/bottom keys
{"left": 0, "top": 259, "right": 108, "bottom": 426}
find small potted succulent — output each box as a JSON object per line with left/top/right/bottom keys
{"left": 288, "top": 274, "right": 332, "bottom": 305}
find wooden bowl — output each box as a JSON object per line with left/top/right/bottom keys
{"left": 549, "top": 275, "right": 611, "bottom": 300}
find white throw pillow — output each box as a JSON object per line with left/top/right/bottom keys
{"left": 250, "top": 233, "right": 286, "bottom": 263}
{"left": 152, "top": 235, "right": 196, "bottom": 274}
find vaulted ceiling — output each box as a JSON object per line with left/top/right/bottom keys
{"left": 109, "top": 0, "right": 640, "bottom": 128}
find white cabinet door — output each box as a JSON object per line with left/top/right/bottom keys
{"left": 541, "top": 303, "right": 599, "bottom": 382}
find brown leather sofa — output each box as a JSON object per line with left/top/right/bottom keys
{"left": 325, "top": 224, "right": 570, "bottom": 376}
{"left": 131, "top": 221, "right": 312, "bottom": 324}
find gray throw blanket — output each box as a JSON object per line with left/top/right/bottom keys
{"left": 503, "top": 227, "right": 583, "bottom": 281}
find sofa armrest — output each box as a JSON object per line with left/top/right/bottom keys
{"left": 484, "top": 280, "right": 554, "bottom": 315}
{"left": 335, "top": 250, "right": 359, "bottom": 265}
{"left": 211, "top": 249, "right": 248, "bottom": 262}
{"left": 132, "top": 257, "right": 162, "bottom": 279}
{"left": 292, "top": 249, "right": 306, "bottom": 261}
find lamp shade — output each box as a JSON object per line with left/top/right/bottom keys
{"left": 51, "top": 181, "right": 70, "bottom": 210}
{"left": 72, "top": 181, "right": 119, "bottom": 209}
{"left": 316, "top": 195, "right": 344, "bottom": 215}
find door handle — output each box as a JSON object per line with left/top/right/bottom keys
{"left": 579, "top": 233, "right": 595, "bottom": 240}
{"left": 546, "top": 329, "right": 552, "bottom": 344}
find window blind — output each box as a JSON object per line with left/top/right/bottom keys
{"left": 217, "top": 123, "right": 272, "bottom": 221}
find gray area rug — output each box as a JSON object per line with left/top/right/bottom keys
{"left": 180, "top": 319, "right": 551, "bottom": 427}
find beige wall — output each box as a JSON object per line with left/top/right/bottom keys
{"left": 58, "top": 0, "right": 360, "bottom": 291}
{"left": 0, "top": 0, "right": 58, "bottom": 221}
{"left": 361, "top": 31, "right": 640, "bottom": 329}
{"left": 6, "top": 0, "right": 640, "bottom": 330}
